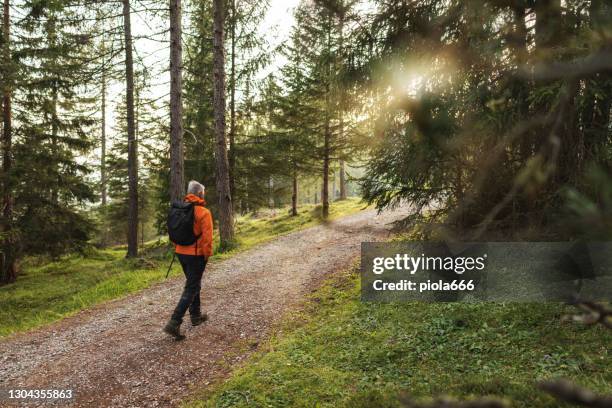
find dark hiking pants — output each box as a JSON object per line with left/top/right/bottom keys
{"left": 171, "top": 254, "right": 207, "bottom": 324}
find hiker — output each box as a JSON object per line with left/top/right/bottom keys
{"left": 164, "top": 180, "right": 213, "bottom": 340}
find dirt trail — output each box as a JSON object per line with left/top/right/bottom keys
{"left": 0, "top": 206, "right": 407, "bottom": 407}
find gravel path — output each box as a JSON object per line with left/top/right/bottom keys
{"left": 0, "top": 206, "right": 407, "bottom": 407}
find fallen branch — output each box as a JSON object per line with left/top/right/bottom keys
{"left": 563, "top": 300, "right": 612, "bottom": 329}
{"left": 539, "top": 380, "right": 612, "bottom": 408}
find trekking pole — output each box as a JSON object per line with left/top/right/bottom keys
{"left": 165, "top": 252, "right": 176, "bottom": 279}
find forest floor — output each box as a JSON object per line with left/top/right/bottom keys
{"left": 193, "top": 268, "right": 611, "bottom": 408}
{"left": 0, "top": 204, "right": 408, "bottom": 407}
{"left": 0, "top": 198, "right": 367, "bottom": 338}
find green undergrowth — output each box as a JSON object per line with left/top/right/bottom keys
{"left": 0, "top": 198, "right": 366, "bottom": 338}
{"left": 215, "top": 197, "right": 366, "bottom": 260}
{"left": 187, "top": 268, "right": 611, "bottom": 408}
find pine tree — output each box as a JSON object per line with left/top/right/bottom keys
{"left": 274, "top": 29, "right": 322, "bottom": 215}
{"left": 121, "top": 0, "right": 138, "bottom": 257}
{"left": 226, "top": 0, "right": 269, "bottom": 201}
{"left": 169, "top": 0, "right": 184, "bottom": 202}
{"left": 12, "top": 0, "right": 96, "bottom": 258}
{"left": 181, "top": 0, "right": 216, "bottom": 212}
{"left": 213, "top": 0, "right": 234, "bottom": 247}
{"left": 289, "top": 1, "right": 352, "bottom": 218}
{"left": 104, "top": 71, "right": 157, "bottom": 246}
{"left": 356, "top": 0, "right": 612, "bottom": 238}
{"left": 0, "top": 0, "right": 16, "bottom": 284}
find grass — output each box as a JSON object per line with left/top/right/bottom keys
{"left": 217, "top": 198, "right": 367, "bottom": 259}
{"left": 187, "top": 267, "right": 612, "bottom": 408}
{"left": 0, "top": 198, "right": 367, "bottom": 338}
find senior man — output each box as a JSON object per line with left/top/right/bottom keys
{"left": 164, "top": 180, "right": 213, "bottom": 340}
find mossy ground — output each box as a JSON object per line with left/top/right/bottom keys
{"left": 186, "top": 268, "right": 611, "bottom": 408}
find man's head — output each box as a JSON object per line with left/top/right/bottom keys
{"left": 187, "top": 180, "right": 206, "bottom": 199}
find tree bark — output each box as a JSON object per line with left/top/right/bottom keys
{"left": 51, "top": 84, "right": 59, "bottom": 202}
{"left": 49, "top": 17, "right": 59, "bottom": 204}
{"left": 322, "top": 121, "right": 330, "bottom": 217}
{"left": 213, "top": 0, "right": 234, "bottom": 247}
{"left": 268, "top": 176, "right": 274, "bottom": 209}
{"left": 228, "top": 0, "right": 236, "bottom": 200}
{"left": 321, "top": 11, "right": 332, "bottom": 219}
{"left": 169, "top": 0, "right": 184, "bottom": 202}
{"left": 512, "top": 6, "right": 531, "bottom": 162}
{"left": 1, "top": 0, "right": 16, "bottom": 285}
{"left": 122, "top": 0, "right": 138, "bottom": 258}
{"left": 338, "top": 10, "right": 347, "bottom": 200}
{"left": 339, "top": 161, "right": 346, "bottom": 200}
{"left": 291, "top": 165, "right": 298, "bottom": 216}
{"left": 333, "top": 171, "right": 338, "bottom": 200}
{"left": 100, "top": 68, "right": 107, "bottom": 247}
{"left": 101, "top": 52, "right": 107, "bottom": 206}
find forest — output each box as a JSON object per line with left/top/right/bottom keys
{"left": 0, "top": 0, "right": 610, "bottom": 406}
{"left": 0, "top": 0, "right": 610, "bottom": 284}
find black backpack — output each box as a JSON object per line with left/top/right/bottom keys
{"left": 167, "top": 201, "right": 201, "bottom": 246}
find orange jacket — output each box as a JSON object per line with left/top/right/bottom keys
{"left": 175, "top": 194, "right": 213, "bottom": 257}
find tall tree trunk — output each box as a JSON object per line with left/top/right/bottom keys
{"left": 339, "top": 161, "right": 346, "bottom": 199}
{"left": 333, "top": 170, "right": 337, "bottom": 200}
{"left": 533, "top": 0, "right": 568, "bottom": 193}
{"left": 534, "top": 0, "right": 562, "bottom": 117}
{"left": 534, "top": 0, "right": 561, "bottom": 53}
{"left": 122, "top": 0, "right": 138, "bottom": 257}
{"left": 322, "top": 121, "right": 330, "bottom": 217}
{"left": 268, "top": 176, "right": 274, "bottom": 209}
{"left": 321, "top": 11, "right": 332, "bottom": 219}
{"left": 338, "top": 9, "right": 347, "bottom": 200}
{"left": 511, "top": 4, "right": 532, "bottom": 220}
{"left": 291, "top": 164, "right": 298, "bottom": 216}
{"left": 1, "top": 0, "right": 16, "bottom": 285}
{"left": 51, "top": 82, "right": 59, "bottom": 203}
{"left": 228, "top": 0, "right": 236, "bottom": 199}
{"left": 49, "top": 17, "right": 59, "bottom": 204}
{"left": 141, "top": 213, "right": 144, "bottom": 249}
{"left": 536, "top": 0, "right": 579, "bottom": 186}
{"left": 101, "top": 54, "right": 107, "bottom": 206}
{"left": 213, "top": 0, "right": 234, "bottom": 247}
{"left": 512, "top": 6, "right": 530, "bottom": 159}
{"left": 242, "top": 176, "right": 248, "bottom": 214}
{"left": 100, "top": 67, "right": 107, "bottom": 246}
{"left": 169, "top": 0, "right": 184, "bottom": 202}
{"left": 51, "top": 80, "right": 59, "bottom": 203}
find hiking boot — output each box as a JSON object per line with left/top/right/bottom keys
{"left": 163, "top": 319, "right": 185, "bottom": 340}
{"left": 190, "top": 312, "right": 208, "bottom": 326}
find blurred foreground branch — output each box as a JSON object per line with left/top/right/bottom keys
{"left": 562, "top": 300, "right": 612, "bottom": 329}
{"left": 539, "top": 380, "right": 612, "bottom": 408}
{"left": 523, "top": 51, "right": 612, "bottom": 81}
{"left": 400, "top": 395, "right": 507, "bottom": 408}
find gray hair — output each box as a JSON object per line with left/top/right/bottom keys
{"left": 187, "top": 180, "right": 205, "bottom": 195}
